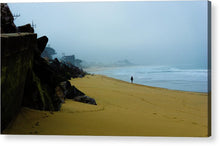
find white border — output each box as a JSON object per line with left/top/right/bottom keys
{"left": 1, "top": 0, "right": 219, "bottom": 146}
{"left": 0, "top": 0, "right": 209, "bottom": 3}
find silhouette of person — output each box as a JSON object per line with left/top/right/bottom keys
{"left": 131, "top": 76, "right": 133, "bottom": 83}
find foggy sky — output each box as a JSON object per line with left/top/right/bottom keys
{"left": 8, "top": 1, "right": 208, "bottom": 68}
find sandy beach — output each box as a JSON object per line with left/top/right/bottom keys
{"left": 3, "top": 75, "right": 209, "bottom": 137}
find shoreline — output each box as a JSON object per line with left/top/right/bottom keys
{"left": 90, "top": 74, "right": 208, "bottom": 94}
{"left": 84, "top": 65, "right": 208, "bottom": 93}
{"left": 3, "top": 75, "right": 209, "bottom": 136}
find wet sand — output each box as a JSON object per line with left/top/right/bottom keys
{"left": 3, "top": 75, "right": 209, "bottom": 137}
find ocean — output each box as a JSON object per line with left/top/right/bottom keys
{"left": 87, "top": 65, "right": 209, "bottom": 93}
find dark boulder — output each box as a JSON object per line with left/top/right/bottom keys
{"left": 22, "top": 70, "right": 62, "bottom": 111}
{"left": 37, "top": 36, "right": 48, "bottom": 54}
{"left": 55, "top": 86, "right": 65, "bottom": 103}
{"left": 49, "top": 58, "right": 87, "bottom": 80}
{"left": 22, "top": 36, "right": 64, "bottom": 111}
{"left": 65, "top": 85, "right": 85, "bottom": 99}
{"left": 17, "top": 24, "right": 34, "bottom": 33}
{"left": 22, "top": 44, "right": 63, "bottom": 111}
{"left": 41, "top": 47, "right": 56, "bottom": 60}
{"left": 59, "top": 81, "right": 85, "bottom": 100}
{"left": 58, "top": 81, "right": 97, "bottom": 105}
{"left": 1, "top": 3, "right": 17, "bottom": 33}
{"left": 1, "top": 4, "right": 34, "bottom": 33}
{"left": 60, "top": 81, "right": 72, "bottom": 91}
{"left": 73, "top": 95, "right": 97, "bottom": 105}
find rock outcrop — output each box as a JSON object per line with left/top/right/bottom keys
{"left": 1, "top": 3, "right": 97, "bottom": 131}
{"left": 1, "top": 33, "right": 37, "bottom": 130}
{"left": 1, "top": 3, "right": 34, "bottom": 33}
{"left": 17, "top": 24, "right": 34, "bottom": 33}
{"left": 41, "top": 46, "right": 56, "bottom": 60}
{"left": 57, "top": 81, "right": 97, "bottom": 105}
{"left": 73, "top": 95, "right": 97, "bottom": 105}
{"left": 49, "top": 58, "right": 86, "bottom": 79}
{"left": 0, "top": 3, "right": 17, "bottom": 33}
{"left": 1, "top": 33, "right": 96, "bottom": 131}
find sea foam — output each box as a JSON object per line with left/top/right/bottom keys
{"left": 88, "top": 65, "right": 208, "bottom": 93}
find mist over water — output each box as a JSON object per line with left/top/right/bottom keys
{"left": 88, "top": 65, "right": 208, "bottom": 93}
{"left": 8, "top": 1, "right": 208, "bottom": 68}
{"left": 8, "top": 1, "right": 209, "bottom": 92}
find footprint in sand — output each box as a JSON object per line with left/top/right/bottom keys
{"left": 192, "top": 122, "right": 198, "bottom": 125}
{"left": 42, "top": 116, "right": 49, "bottom": 119}
{"left": 29, "top": 131, "right": 38, "bottom": 134}
{"left": 153, "top": 113, "right": 157, "bottom": 115}
{"left": 35, "top": 121, "right": 40, "bottom": 126}
{"left": 42, "top": 113, "right": 49, "bottom": 119}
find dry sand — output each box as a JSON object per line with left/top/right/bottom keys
{"left": 3, "top": 75, "right": 209, "bottom": 137}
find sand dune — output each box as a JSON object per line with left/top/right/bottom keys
{"left": 3, "top": 75, "right": 209, "bottom": 137}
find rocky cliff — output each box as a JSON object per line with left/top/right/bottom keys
{"left": 1, "top": 33, "right": 64, "bottom": 131}
{"left": 1, "top": 32, "right": 96, "bottom": 131}
{"left": 1, "top": 3, "right": 96, "bottom": 132}
{"left": 1, "top": 33, "right": 37, "bottom": 130}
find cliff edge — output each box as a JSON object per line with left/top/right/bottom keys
{"left": 1, "top": 3, "right": 96, "bottom": 132}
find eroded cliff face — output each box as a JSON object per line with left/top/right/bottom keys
{"left": 0, "top": 4, "right": 62, "bottom": 131}
{"left": 1, "top": 33, "right": 95, "bottom": 131}
{"left": 1, "top": 33, "right": 37, "bottom": 130}
{"left": 1, "top": 3, "right": 96, "bottom": 132}
{"left": 1, "top": 33, "right": 65, "bottom": 131}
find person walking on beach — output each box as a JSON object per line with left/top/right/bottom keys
{"left": 131, "top": 76, "right": 133, "bottom": 83}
